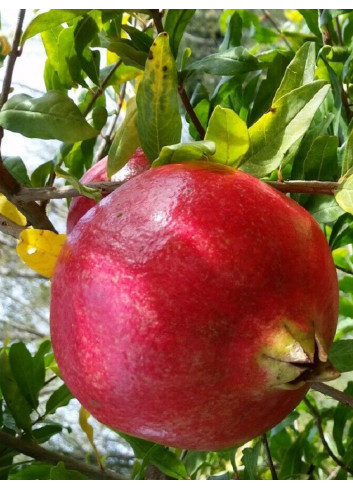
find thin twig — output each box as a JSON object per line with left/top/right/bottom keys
{"left": 93, "top": 83, "right": 127, "bottom": 164}
{"left": 83, "top": 60, "right": 123, "bottom": 118}
{"left": 304, "top": 397, "right": 353, "bottom": 476}
{"left": 262, "top": 10, "right": 292, "bottom": 51}
{"left": 0, "top": 9, "right": 25, "bottom": 110}
{"left": 178, "top": 84, "right": 206, "bottom": 139}
{"left": 0, "top": 429, "right": 127, "bottom": 480}
{"left": 261, "top": 433, "right": 278, "bottom": 480}
{"left": 311, "top": 382, "right": 353, "bottom": 409}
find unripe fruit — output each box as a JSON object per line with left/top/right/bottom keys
{"left": 51, "top": 162, "right": 339, "bottom": 451}
{"left": 66, "top": 148, "right": 150, "bottom": 233}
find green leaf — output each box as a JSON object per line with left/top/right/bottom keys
{"left": 330, "top": 213, "right": 353, "bottom": 250}
{"left": 278, "top": 435, "right": 308, "bottom": 480}
{"left": 32, "top": 424, "right": 62, "bottom": 443}
{"left": 152, "top": 141, "right": 216, "bottom": 167}
{"left": 342, "top": 129, "right": 353, "bottom": 177}
{"left": 273, "top": 42, "right": 316, "bottom": 103}
{"left": 164, "top": 9, "right": 196, "bottom": 57}
{"left": 205, "top": 105, "right": 249, "bottom": 167}
{"left": 0, "top": 348, "right": 32, "bottom": 433}
{"left": 249, "top": 51, "right": 290, "bottom": 125}
{"left": 2, "top": 156, "right": 31, "bottom": 186}
{"left": 220, "top": 11, "right": 242, "bottom": 50}
{"left": 239, "top": 81, "right": 330, "bottom": 177}
{"left": 333, "top": 381, "right": 353, "bottom": 456}
{"left": 104, "top": 39, "right": 148, "bottom": 70}
{"left": 329, "top": 340, "right": 353, "bottom": 372}
{"left": 45, "top": 383, "right": 73, "bottom": 415}
{"left": 301, "top": 135, "right": 338, "bottom": 181}
{"left": 21, "top": 9, "right": 90, "bottom": 44}
{"left": 137, "top": 32, "right": 182, "bottom": 162}
{"left": 298, "top": 10, "right": 322, "bottom": 38}
{"left": 120, "top": 432, "right": 187, "bottom": 479}
{"left": 241, "top": 441, "right": 261, "bottom": 479}
{"left": 0, "top": 91, "right": 98, "bottom": 143}
{"left": 50, "top": 462, "right": 88, "bottom": 480}
{"left": 9, "top": 463, "right": 52, "bottom": 480}
{"left": 307, "top": 195, "right": 344, "bottom": 224}
{"left": 8, "top": 343, "right": 38, "bottom": 409}
{"left": 30, "top": 161, "right": 54, "bottom": 187}
{"left": 186, "top": 46, "right": 260, "bottom": 76}
{"left": 108, "top": 97, "right": 139, "bottom": 178}
{"left": 121, "top": 25, "right": 153, "bottom": 53}
{"left": 320, "top": 9, "right": 351, "bottom": 26}
{"left": 187, "top": 98, "right": 210, "bottom": 140}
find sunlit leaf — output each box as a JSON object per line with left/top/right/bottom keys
{"left": 164, "top": 9, "right": 196, "bottom": 57}
{"left": 335, "top": 175, "right": 353, "bottom": 215}
{"left": 152, "top": 141, "right": 215, "bottom": 167}
{"left": 16, "top": 229, "right": 67, "bottom": 278}
{"left": 239, "top": 81, "right": 330, "bottom": 177}
{"left": 273, "top": 41, "right": 316, "bottom": 103}
{"left": 0, "top": 91, "right": 98, "bottom": 143}
{"left": 205, "top": 105, "right": 249, "bottom": 167}
{"left": 137, "top": 32, "right": 181, "bottom": 162}
{"left": 21, "top": 9, "right": 90, "bottom": 44}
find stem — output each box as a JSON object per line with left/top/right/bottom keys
{"left": 6, "top": 178, "right": 340, "bottom": 203}
{"left": 178, "top": 84, "right": 206, "bottom": 139}
{"left": 93, "top": 83, "right": 127, "bottom": 164}
{"left": 304, "top": 397, "right": 353, "bottom": 476}
{"left": 150, "top": 9, "right": 164, "bottom": 34}
{"left": 261, "top": 433, "right": 278, "bottom": 480}
{"left": 83, "top": 60, "right": 123, "bottom": 118}
{"left": 0, "top": 9, "right": 26, "bottom": 110}
{"left": 0, "top": 429, "right": 127, "bottom": 480}
{"left": 262, "top": 10, "right": 292, "bottom": 51}
{"left": 311, "top": 382, "right": 353, "bottom": 409}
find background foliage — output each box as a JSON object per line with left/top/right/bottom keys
{"left": 1, "top": 8, "right": 353, "bottom": 480}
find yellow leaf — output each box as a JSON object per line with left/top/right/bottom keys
{"left": 79, "top": 406, "right": 103, "bottom": 468}
{"left": 0, "top": 194, "right": 26, "bottom": 226}
{"left": 284, "top": 10, "right": 303, "bottom": 22}
{"left": 16, "top": 229, "right": 67, "bottom": 278}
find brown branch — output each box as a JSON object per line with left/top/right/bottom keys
{"left": 311, "top": 382, "right": 353, "bottom": 409}
{"left": 7, "top": 178, "right": 342, "bottom": 204}
{"left": 178, "top": 84, "right": 206, "bottom": 139}
{"left": 0, "top": 429, "right": 127, "bottom": 480}
{"left": 150, "top": 9, "right": 164, "bottom": 34}
{"left": 304, "top": 397, "right": 353, "bottom": 476}
{"left": 261, "top": 433, "right": 278, "bottom": 480}
{"left": 0, "top": 9, "right": 25, "bottom": 110}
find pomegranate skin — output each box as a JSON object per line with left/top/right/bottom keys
{"left": 66, "top": 148, "right": 150, "bottom": 233}
{"left": 51, "top": 162, "right": 338, "bottom": 450}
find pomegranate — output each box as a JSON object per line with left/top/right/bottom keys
{"left": 66, "top": 148, "right": 150, "bottom": 233}
{"left": 51, "top": 162, "right": 339, "bottom": 450}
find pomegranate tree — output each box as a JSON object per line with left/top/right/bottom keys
{"left": 50, "top": 162, "right": 339, "bottom": 451}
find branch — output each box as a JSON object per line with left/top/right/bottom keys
{"left": 178, "top": 84, "right": 206, "bottom": 139}
{"left": 150, "top": 9, "right": 164, "bottom": 34}
{"left": 7, "top": 179, "right": 341, "bottom": 204}
{"left": 311, "top": 381, "right": 353, "bottom": 409}
{"left": 304, "top": 397, "right": 353, "bottom": 476}
{"left": 0, "top": 429, "right": 127, "bottom": 480}
{"left": 0, "top": 10, "right": 26, "bottom": 109}
{"left": 261, "top": 433, "right": 278, "bottom": 480}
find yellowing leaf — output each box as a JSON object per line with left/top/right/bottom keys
{"left": 205, "top": 105, "right": 250, "bottom": 167}
{"left": 79, "top": 406, "right": 102, "bottom": 468}
{"left": 0, "top": 194, "right": 26, "bottom": 226}
{"left": 16, "top": 229, "right": 67, "bottom": 278}
{"left": 284, "top": 10, "right": 303, "bottom": 22}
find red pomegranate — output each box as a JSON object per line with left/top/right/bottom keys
{"left": 66, "top": 148, "right": 150, "bottom": 233}
{"left": 51, "top": 162, "right": 339, "bottom": 450}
